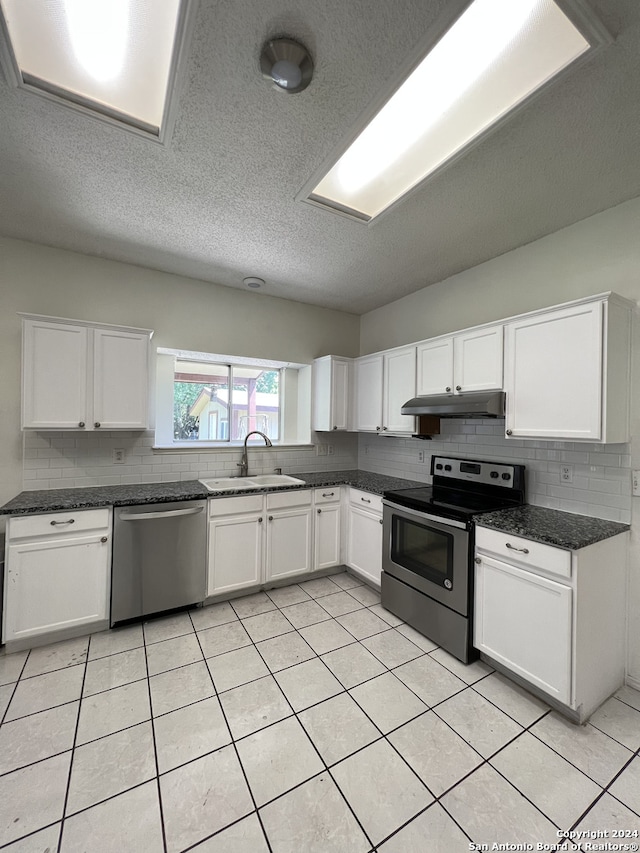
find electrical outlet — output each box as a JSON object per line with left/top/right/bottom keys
{"left": 560, "top": 465, "right": 573, "bottom": 483}
{"left": 316, "top": 444, "right": 327, "bottom": 457}
{"left": 633, "top": 470, "right": 640, "bottom": 497}
{"left": 418, "top": 450, "right": 425, "bottom": 463}
{"left": 327, "top": 444, "right": 334, "bottom": 455}
{"left": 112, "top": 449, "right": 125, "bottom": 464}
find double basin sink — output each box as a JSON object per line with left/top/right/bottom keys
{"left": 199, "top": 474, "right": 306, "bottom": 493}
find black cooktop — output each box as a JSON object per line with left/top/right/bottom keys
{"left": 382, "top": 485, "right": 522, "bottom": 523}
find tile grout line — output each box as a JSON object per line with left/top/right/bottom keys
{"left": 141, "top": 621, "right": 169, "bottom": 853}
{"left": 186, "top": 608, "right": 275, "bottom": 853}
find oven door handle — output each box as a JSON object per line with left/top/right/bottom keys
{"left": 382, "top": 500, "right": 468, "bottom": 530}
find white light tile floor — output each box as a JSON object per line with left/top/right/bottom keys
{"left": 1, "top": 570, "right": 639, "bottom": 852}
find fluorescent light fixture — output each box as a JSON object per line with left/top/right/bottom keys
{"left": 0, "top": 0, "right": 192, "bottom": 138}
{"left": 305, "top": 0, "right": 604, "bottom": 222}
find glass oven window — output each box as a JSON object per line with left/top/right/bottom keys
{"left": 391, "top": 515, "right": 453, "bottom": 586}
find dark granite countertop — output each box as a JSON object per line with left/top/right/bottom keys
{"left": 0, "top": 470, "right": 424, "bottom": 516}
{"left": 476, "top": 505, "right": 630, "bottom": 550}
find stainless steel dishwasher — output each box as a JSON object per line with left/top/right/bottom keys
{"left": 111, "top": 500, "right": 207, "bottom": 625}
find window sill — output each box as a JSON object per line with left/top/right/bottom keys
{"left": 152, "top": 443, "right": 315, "bottom": 453}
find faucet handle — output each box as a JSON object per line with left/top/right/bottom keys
{"left": 274, "top": 467, "right": 282, "bottom": 475}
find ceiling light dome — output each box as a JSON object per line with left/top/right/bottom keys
{"left": 260, "top": 37, "right": 313, "bottom": 94}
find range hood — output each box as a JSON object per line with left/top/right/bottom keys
{"left": 401, "top": 391, "right": 505, "bottom": 419}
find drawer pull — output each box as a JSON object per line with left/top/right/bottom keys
{"left": 322, "top": 492, "right": 335, "bottom": 498}
{"left": 258, "top": 517, "right": 263, "bottom": 523}
{"left": 361, "top": 497, "right": 371, "bottom": 504}
{"left": 100, "top": 536, "right": 108, "bottom": 543}
{"left": 50, "top": 519, "right": 75, "bottom": 526}
{"left": 505, "top": 542, "right": 529, "bottom": 554}
{"left": 317, "top": 509, "right": 322, "bottom": 514}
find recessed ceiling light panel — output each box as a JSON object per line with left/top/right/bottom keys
{"left": 0, "top": 0, "right": 194, "bottom": 138}
{"left": 302, "top": 0, "right": 609, "bottom": 223}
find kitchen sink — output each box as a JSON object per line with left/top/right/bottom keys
{"left": 199, "top": 474, "right": 305, "bottom": 492}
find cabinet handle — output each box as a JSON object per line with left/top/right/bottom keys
{"left": 382, "top": 426, "right": 388, "bottom": 431}
{"left": 376, "top": 426, "right": 381, "bottom": 431}
{"left": 50, "top": 519, "right": 75, "bottom": 526}
{"left": 474, "top": 557, "right": 481, "bottom": 564}
{"left": 361, "top": 497, "right": 371, "bottom": 504}
{"left": 78, "top": 422, "right": 85, "bottom": 428}
{"left": 379, "top": 519, "right": 383, "bottom": 525}
{"left": 268, "top": 515, "right": 273, "bottom": 521}
{"left": 100, "top": 536, "right": 108, "bottom": 543}
{"left": 322, "top": 492, "right": 334, "bottom": 498}
{"left": 258, "top": 517, "right": 263, "bottom": 523}
{"left": 445, "top": 386, "right": 451, "bottom": 392}
{"left": 506, "top": 429, "right": 513, "bottom": 436}
{"left": 333, "top": 426, "right": 338, "bottom": 430}
{"left": 456, "top": 385, "right": 462, "bottom": 391}
{"left": 317, "top": 509, "right": 322, "bottom": 514}
{"left": 94, "top": 422, "right": 101, "bottom": 428}
{"left": 505, "top": 542, "right": 529, "bottom": 554}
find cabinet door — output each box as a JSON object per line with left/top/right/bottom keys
{"left": 383, "top": 347, "right": 416, "bottom": 434}
{"left": 3, "top": 534, "right": 110, "bottom": 643}
{"left": 453, "top": 326, "right": 503, "bottom": 393}
{"left": 315, "top": 504, "right": 341, "bottom": 571}
{"left": 474, "top": 554, "right": 572, "bottom": 705}
{"left": 330, "top": 358, "right": 350, "bottom": 431}
{"left": 208, "top": 513, "right": 263, "bottom": 596}
{"left": 416, "top": 338, "right": 453, "bottom": 396}
{"left": 347, "top": 506, "right": 383, "bottom": 587}
{"left": 93, "top": 328, "right": 150, "bottom": 429}
{"left": 22, "top": 319, "right": 88, "bottom": 429}
{"left": 266, "top": 508, "right": 313, "bottom": 581}
{"left": 505, "top": 302, "right": 603, "bottom": 440}
{"left": 355, "top": 355, "right": 383, "bottom": 431}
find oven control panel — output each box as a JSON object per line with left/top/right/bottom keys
{"left": 431, "top": 456, "right": 519, "bottom": 488}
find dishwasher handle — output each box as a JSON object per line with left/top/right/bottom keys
{"left": 118, "top": 506, "right": 204, "bottom": 521}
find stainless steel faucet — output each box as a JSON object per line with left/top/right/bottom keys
{"left": 237, "top": 430, "right": 272, "bottom": 477}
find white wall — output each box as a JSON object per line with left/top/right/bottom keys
{"left": 359, "top": 195, "right": 640, "bottom": 688}
{"left": 0, "top": 236, "right": 360, "bottom": 507}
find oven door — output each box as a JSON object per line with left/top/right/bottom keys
{"left": 382, "top": 500, "right": 470, "bottom": 616}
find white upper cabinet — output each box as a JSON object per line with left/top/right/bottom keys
{"left": 355, "top": 347, "right": 416, "bottom": 434}
{"left": 313, "top": 355, "right": 352, "bottom": 431}
{"left": 21, "top": 315, "right": 153, "bottom": 431}
{"left": 416, "top": 325, "right": 503, "bottom": 396}
{"left": 504, "top": 295, "right": 632, "bottom": 442}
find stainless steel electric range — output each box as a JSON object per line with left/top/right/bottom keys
{"left": 382, "top": 455, "right": 525, "bottom": 664}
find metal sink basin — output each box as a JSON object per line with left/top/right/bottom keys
{"left": 199, "top": 474, "right": 305, "bottom": 492}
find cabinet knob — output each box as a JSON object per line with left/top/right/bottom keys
{"left": 333, "top": 426, "right": 338, "bottom": 430}
{"left": 445, "top": 386, "right": 451, "bottom": 392}
{"left": 506, "top": 429, "right": 513, "bottom": 436}
{"left": 268, "top": 515, "right": 273, "bottom": 521}
{"left": 474, "top": 557, "right": 481, "bottom": 564}
{"left": 383, "top": 426, "right": 388, "bottom": 431}
{"left": 78, "top": 422, "right": 85, "bottom": 428}
{"left": 376, "top": 426, "right": 381, "bottom": 431}
{"left": 258, "top": 517, "right": 263, "bottom": 523}
{"left": 100, "top": 536, "right": 108, "bottom": 543}
{"left": 379, "top": 518, "right": 383, "bottom": 525}
{"left": 94, "top": 422, "right": 101, "bottom": 428}
{"left": 456, "top": 385, "right": 462, "bottom": 391}
{"left": 317, "top": 508, "right": 322, "bottom": 514}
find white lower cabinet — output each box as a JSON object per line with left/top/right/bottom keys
{"left": 207, "top": 488, "right": 340, "bottom": 596}
{"left": 474, "top": 526, "right": 628, "bottom": 722}
{"left": 3, "top": 509, "right": 112, "bottom": 649}
{"left": 346, "top": 488, "right": 383, "bottom": 587}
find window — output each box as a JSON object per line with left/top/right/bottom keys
{"left": 173, "top": 360, "right": 280, "bottom": 443}
{"left": 155, "top": 348, "right": 312, "bottom": 448}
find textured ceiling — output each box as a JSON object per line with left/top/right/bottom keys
{"left": 1, "top": 0, "right": 639, "bottom": 314}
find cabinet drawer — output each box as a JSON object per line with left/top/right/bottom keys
{"left": 476, "top": 526, "right": 571, "bottom": 579}
{"left": 9, "top": 508, "right": 111, "bottom": 540}
{"left": 349, "top": 488, "right": 382, "bottom": 514}
{"left": 267, "top": 489, "right": 312, "bottom": 510}
{"left": 314, "top": 486, "right": 341, "bottom": 505}
{"left": 209, "top": 495, "right": 264, "bottom": 517}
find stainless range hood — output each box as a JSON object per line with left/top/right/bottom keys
{"left": 401, "top": 391, "right": 505, "bottom": 418}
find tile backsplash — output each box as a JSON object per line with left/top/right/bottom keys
{"left": 21, "top": 421, "right": 631, "bottom": 523}
{"left": 358, "top": 418, "right": 632, "bottom": 523}
{"left": 22, "top": 431, "right": 358, "bottom": 490}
